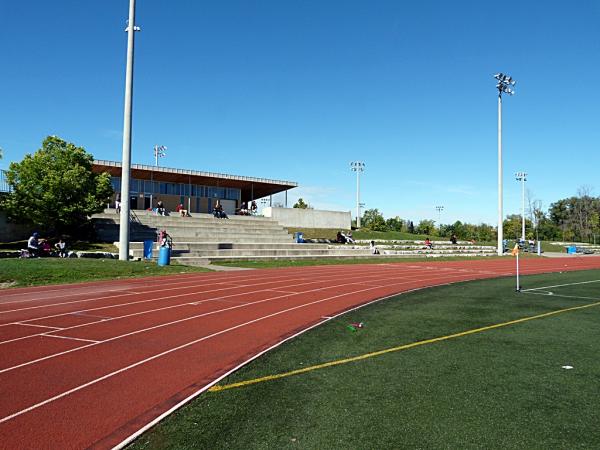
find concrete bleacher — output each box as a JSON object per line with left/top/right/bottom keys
{"left": 91, "top": 211, "right": 497, "bottom": 265}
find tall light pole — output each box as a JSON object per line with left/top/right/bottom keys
{"left": 118, "top": 0, "right": 141, "bottom": 261}
{"left": 350, "top": 161, "right": 365, "bottom": 228}
{"left": 494, "top": 72, "right": 516, "bottom": 255}
{"left": 435, "top": 205, "right": 444, "bottom": 227}
{"left": 153, "top": 145, "right": 167, "bottom": 166}
{"left": 515, "top": 172, "right": 527, "bottom": 242}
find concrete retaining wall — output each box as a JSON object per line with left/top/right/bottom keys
{"left": 263, "top": 207, "right": 351, "bottom": 229}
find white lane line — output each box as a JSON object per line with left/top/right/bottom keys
{"left": 0, "top": 271, "right": 465, "bottom": 375}
{"left": 0, "top": 272, "right": 422, "bottom": 374}
{"left": 520, "top": 291, "right": 600, "bottom": 301}
{"left": 14, "top": 323, "right": 64, "bottom": 330}
{"left": 0, "top": 266, "right": 398, "bottom": 316}
{"left": 521, "top": 279, "right": 600, "bottom": 292}
{"left": 42, "top": 334, "right": 100, "bottom": 344}
{"left": 0, "top": 277, "right": 449, "bottom": 425}
{"left": 0, "top": 270, "right": 413, "bottom": 345}
{"left": 0, "top": 266, "right": 414, "bottom": 327}
{"left": 0, "top": 266, "right": 363, "bottom": 304}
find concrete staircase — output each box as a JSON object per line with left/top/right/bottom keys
{"left": 91, "top": 211, "right": 497, "bottom": 265}
{"left": 92, "top": 210, "right": 371, "bottom": 264}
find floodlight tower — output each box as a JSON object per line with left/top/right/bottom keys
{"left": 435, "top": 205, "right": 444, "bottom": 226}
{"left": 494, "top": 72, "right": 516, "bottom": 255}
{"left": 350, "top": 161, "right": 365, "bottom": 228}
{"left": 153, "top": 145, "right": 167, "bottom": 166}
{"left": 118, "top": 0, "right": 141, "bottom": 261}
{"left": 515, "top": 171, "right": 527, "bottom": 242}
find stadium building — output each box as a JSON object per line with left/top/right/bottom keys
{"left": 92, "top": 160, "right": 298, "bottom": 216}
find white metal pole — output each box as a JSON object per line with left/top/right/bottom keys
{"left": 520, "top": 178, "right": 524, "bottom": 242}
{"left": 516, "top": 251, "right": 520, "bottom": 291}
{"left": 356, "top": 169, "right": 361, "bottom": 228}
{"left": 497, "top": 93, "right": 503, "bottom": 256}
{"left": 119, "top": 0, "right": 137, "bottom": 261}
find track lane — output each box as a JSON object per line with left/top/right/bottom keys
{"left": 1, "top": 257, "right": 599, "bottom": 449}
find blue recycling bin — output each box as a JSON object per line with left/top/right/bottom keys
{"left": 158, "top": 246, "right": 171, "bottom": 266}
{"left": 143, "top": 240, "right": 153, "bottom": 259}
{"left": 294, "top": 232, "right": 304, "bottom": 243}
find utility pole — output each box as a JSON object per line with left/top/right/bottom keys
{"left": 494, "top": 73, "right": 516, "bottom": 255}
{"left": 118, "top": 0, "right": 140, "bottom": 261}
{"left": 350, "top": 161, "right": 365, "bottom": 228}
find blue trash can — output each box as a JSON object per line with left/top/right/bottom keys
{"left": 143, "top": 240, "right": 153, "bottom": 259}
{"left": 158, "top": 246, "right": 171, "bottom": 266}
{"left": 567, "top": 245, "right": 577, "bottom": 254}
{"left": 294, "top": 232, "right": 304, "bottom": 243}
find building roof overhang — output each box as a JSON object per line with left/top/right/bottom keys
{"left": 93, "top": 160, "right": 297, "bottom": 200}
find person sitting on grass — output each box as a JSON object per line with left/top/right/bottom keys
{"left": 40, "top": 239, "right": 52, "bottom": 257}
{"left": 27, "top": 232, "right": 41, "bottom": 257}
{"left": 55, "top": 238, "right": 68, "bottom": 258}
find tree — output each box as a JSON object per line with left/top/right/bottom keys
{"left": 293, "top": 198, "right": 309, "bottom": 209}
{"left": 385, "top": 216, "right": 404, "bottom": 232}
{"left": 416, "top": 219, "right": 435, "bottom": 236}
{"left": 361, "top": 208, "right": 387, "bottom": 231}
{"left": 2, "top": 136, "right": 113, "bottom": 234}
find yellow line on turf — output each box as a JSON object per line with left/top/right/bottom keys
{"left": 209, "top": 298, "right": 600, "bottom": 393}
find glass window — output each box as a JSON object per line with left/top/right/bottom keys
{"left": 226, "top": 188, "right": 240, "bottom": 200}
{"left": 159, "top": 182, "right": 167, "bottom": 195}
{"left": 130, "top": 179, "right": 139, "bottom": 193}
{"left": 182, "top": 184, "right": 189, "bottom": 196}
{"left": 110, "top": 177, "right": 121, "bottom": 192}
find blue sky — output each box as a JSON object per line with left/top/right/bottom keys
{"left": 1, "top": 1, "right": 599, "bottom": 224}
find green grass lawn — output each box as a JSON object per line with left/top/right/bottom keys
{"left": 129, "top": 269, "right": 600, "bottom": 449}
{"left": 0, "top": 258, "right": 210, "bottom": 288}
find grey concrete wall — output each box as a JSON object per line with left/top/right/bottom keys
{"left": 0, "top": 211, "right": 33, "bottom": 242}
{"left": 264, "top": 207, "right": 351, "bottom": 229}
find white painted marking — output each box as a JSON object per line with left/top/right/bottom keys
{"left": 521, "top": 279, "right": 600, "bottom": 292}
{"left": 42, "top": 334, "right": 100, "bottom": 344}
{"left": 0, "top": 279, "right": 438, "bottom": 425}
{"left": 14, "top": 323, "right": 64, "bottom": 330}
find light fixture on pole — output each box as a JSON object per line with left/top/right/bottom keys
{"left": 350, "top": 161, "right": 365, "bottom": 228}
{"left": 515, "top": 171, "right": 527, "bottom": 242}
{"left": 494, "top": 72, "right": 516, "bottom": 256}
{"left": 435, "top": 205, "right": 444, "bottom": 226}
{"left": 153, "top": 145, "right": 167, "bottom": 166}
{"left": 118, "top": 0, "right": 141, "bottom": 262}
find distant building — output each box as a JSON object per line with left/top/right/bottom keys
{"left": 92, "top": 160, "right": 297, "bottom": 216}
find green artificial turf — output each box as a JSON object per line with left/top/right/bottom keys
{"left": 130, "top": 269, "right": 600, "bottom": 449}
{"left": 0, "top": 258, "right": 210, "bottom": 288}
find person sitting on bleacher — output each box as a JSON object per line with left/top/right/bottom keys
{"left": 424, "top": 238, "right": 433, "bottom": 249}
{"left": 250, "top": 200, "right": 258, "bottom": 215}
{"left": 213, "top": 200, "right": 228, "bottom": 219}
{"left": 27, "top": 232, "right": 41, "bottom": 257}
{"left": 156, "top": 199, "right": 166, "bottom": 216}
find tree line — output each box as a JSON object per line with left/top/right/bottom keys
{"left": 359, "top": 189, "right": 600, "bottom": 244}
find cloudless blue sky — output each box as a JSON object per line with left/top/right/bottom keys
{"left": 1, "top": 1, "right": 599, "bottom": 224}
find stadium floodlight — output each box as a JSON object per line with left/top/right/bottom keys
{"left": 119, "top": 0, "right": 141, "bottom": 262}
{"left": 515, "top": 172, "right": 527, "bottom": 243}
{"left": 435, "top": 205, "right": 444, "bottom": 226}
{"left": 153, "top": 145, "right": 167, "bottom": 166}
{"left": 494, "top": 72, "right": 516, "bottom": 256}
{"left": 350, "top": 161, "right": 365, "bottom": 228}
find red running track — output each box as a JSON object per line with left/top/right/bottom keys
{"left": 1, "top": 257, "right": 600, "bottom": 449}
